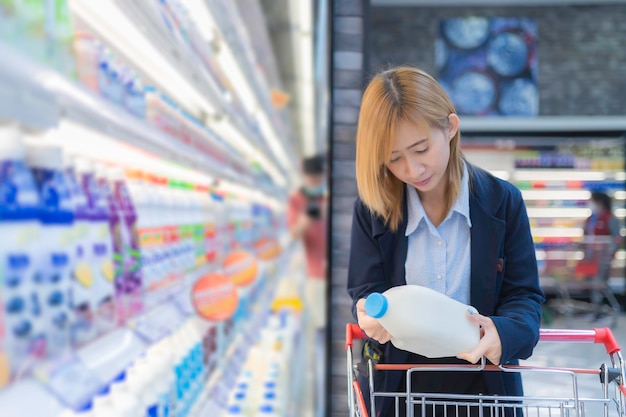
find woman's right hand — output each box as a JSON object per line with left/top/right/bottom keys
{"left": 356, "top": 298, "right": 392, "bottom": 344}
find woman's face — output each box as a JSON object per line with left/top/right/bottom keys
{"left": 386, "top": 116, "right": 457, "bottom": 197}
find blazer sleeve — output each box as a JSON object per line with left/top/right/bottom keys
{"left": 347, "top": 199, "right": 389, "bottom": 321}
{"left": 490, "top": 187, "right": 546, "bottom": 364}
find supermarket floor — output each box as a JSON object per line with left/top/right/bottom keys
{"left": 521, "top": 311, "right": 626, "bottom": 414}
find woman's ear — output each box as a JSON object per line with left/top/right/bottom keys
{"left": 447, "top": 113, "right": 460, "bottom": 141}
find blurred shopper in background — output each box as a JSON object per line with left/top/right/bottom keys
{"left": 582, "top": 191, "right": 622, "bottom": 321}
{"left": 288, "top": 154, "right": 327, "bottom": 417}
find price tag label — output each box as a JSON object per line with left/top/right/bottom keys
{"left": 222, "top": 251, "right": 258, "bottom": 287}
{"left": 192, "top": 273, "right": 238, "bottom": 321}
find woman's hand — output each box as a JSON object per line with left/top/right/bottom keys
{"left": 457, "top": 309, "right": 503, "bottom": 365}
{"left": 356, "top": 298, "right": 392, "bottom": 344}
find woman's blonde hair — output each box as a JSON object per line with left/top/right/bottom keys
{"left": 355, "top": 66, "right": 464, "bottom": 232}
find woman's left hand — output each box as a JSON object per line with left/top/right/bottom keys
{"left": 457, "top": 310, "right": 502, "bottom": 365}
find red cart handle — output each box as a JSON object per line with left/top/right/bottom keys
{"left": 539, "top": 328, "right": 620, "bottom": 355}
{"left": 346, "top": 323, "right": 366, "bottom": 348}
{"left": 347, "top": 324, "right": 620, "bottom": 355}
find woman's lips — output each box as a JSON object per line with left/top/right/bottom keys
{"left": 414, "top": 176, "right": 431, "bottom": 187}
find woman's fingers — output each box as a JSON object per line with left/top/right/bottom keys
{"left": 457, "top": 310, "right": 503, "bottom": 365}
{"left": 457, "top": 335, "right": 489, "bottom": 364}
{"left": 357, "top": 298, "right": 392, "bottom": 343}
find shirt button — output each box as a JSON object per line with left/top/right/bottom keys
{"left": 436, "top": 274, "right": 442, "bottom": 280}
{"left": 437, "top": 240, "right": 443, "bottom": 246}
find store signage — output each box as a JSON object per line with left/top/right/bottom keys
{"left": 191, "top": 273, "right": 239, "bottom": 321}
{"left": 223, "top": 251, "right": 258, "bottom": 287}
{"left": 254, "top": 237, "right": 281, "bottom": 260}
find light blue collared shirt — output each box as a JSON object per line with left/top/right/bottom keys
{"left": 404, "top": 164, "right": 471, "bottom": 304}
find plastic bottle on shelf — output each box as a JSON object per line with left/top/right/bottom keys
{"left": 121, "top": 68, "right": 147, "bottom": 119}
{"left": 137, "top": 362, "right": 162, "bottom": 417}
{"left": 73, "top": 158, "right": 116, "bottom": 335}
{"left": 0, "top": 124, "right": 42, "bottom": 378}
{"left": 190, "top": 186, "right": 207, "bottom": 274}
{"left": 108, "top": 382, "right": 140, "bottom": 417}
{"left": 126, "top": 171, "right": 156, "bottom": 309}
{"left": 97, "top": 46, "right": 123, "bottom": 105}
{"left": 199, "top": 186, "right": 216, "bottom": 264}
{"left": 364, "top": 285, "right": 480, "bottom": 358}
{"left": 121, "top": 373, "right": 149, "bottom": 417}
{"left": 160, "top": 177, "right": 180, "bottom": 294}
{"left": 175, "top": 181, "right": 195, "bottom": 277}
{"left": 63, "top": 151, "right": 97, "bottom": 346}
{"left": 90, "top": 393, "right": 113, "bottom": 417}
{"left": 109, "top": 167, "right": 143, "bottom": 319}
{"left": 145, "top": 344, "right": 176, "bottom": 417}
{"left": 26, "top": 142, "right": 75, "bottom": 356}
{"left": 94, "top": 164, "right": 128, "bottom": 323}
{"left": 211, "top": 191, "right": 227, "bottom": 263}
{"left": 148, "top": 175, "right": 169, "bottom": 301}
{"left": 73, "top": 31, "right": 101, "bottom": 92}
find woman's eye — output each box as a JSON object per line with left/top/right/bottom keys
{"left": 416, "top": 148, "right": 429, "bottom": 154}
{"left": 389, "top": 156, "right": 401, "bottom": 164}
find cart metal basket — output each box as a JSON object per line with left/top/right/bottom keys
{"left": 346, "top": 323, "right": 626, "bottom": 417}
{"left": 540, "top": 235, "right": 621, "bottom": 327}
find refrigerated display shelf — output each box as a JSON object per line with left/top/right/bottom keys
{"left": 461, "top": 116, "right": 626, "bottom": 133}
{"left": 0, "top": 41, "right": 259, "bottom": 188}
{"left": 110, "top": 0, "right": 291, "bottom": 182}
{"left": 111, "top": 0, "right": 262, "bottom": 148}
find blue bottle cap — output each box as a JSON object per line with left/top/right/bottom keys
{"left": 364, "top": 293, "right": 388, "bottom": 318}
{"left": 228, "top": 404, "right": 242, "bottom": 414}
{"left": 259, "top": 404, "right": 274, "bottom": 413}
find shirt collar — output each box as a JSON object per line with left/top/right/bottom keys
{"left": 405, "top": 162, "right": 471, "bottom": 237}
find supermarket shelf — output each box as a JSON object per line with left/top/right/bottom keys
{"left": 514, "top": 169, "right": 625, "bottom": 182}
{"left": 111, "top": 0, "right": 291, "bottom": 182}
{"left": 0, "top": 41, "right": 258, "bottom": 186}
{"left": 461, "top": 116, "right": 626, "bottom": 133}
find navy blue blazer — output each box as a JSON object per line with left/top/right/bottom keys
{"left": 347, "top": 163, "right": 545, "bottom": 416}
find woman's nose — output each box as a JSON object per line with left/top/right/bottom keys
{"left": 406, "top": 160, "right": 425, "bottom": 178}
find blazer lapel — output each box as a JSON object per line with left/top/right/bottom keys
{"left": 372, "top": 195, "right": 409, "bottom": 287}
{"left": 469, "top": 196, "right": 506, "bottom": 315}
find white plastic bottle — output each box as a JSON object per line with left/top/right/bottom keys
{"left": 145, "top": 347, "right": 176, "bottom": 417}
{"left": 364, "top": 285, "right": 480, "bottom": 358}
{"left": 108, "top": 382, "right": 140, "bottom": 417}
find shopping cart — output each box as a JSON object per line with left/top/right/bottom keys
{"left": 540, "top": 235, "right": 621, "bottom": 327}
{"left": 346, "top": 323, "right": 626, "bottom": 417}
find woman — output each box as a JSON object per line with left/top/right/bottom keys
{"left": 347, "top": 67, "right": 545, "bottom": 417}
